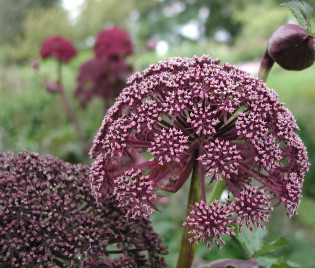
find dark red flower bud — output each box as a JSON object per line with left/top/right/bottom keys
{"left": 45, "top": 80, "right": 62, "bottom": 93}
{"left": 268, "top": 24, "right": 315, "bottom": 70}
{"left": 30, "top": 58, "right": 38, "bottom": 71}
{"left": 146, "top": 38, "right": 157, "bottom": 50}
{"left": 259, "top": 24, "right": 315, "bottom": 81}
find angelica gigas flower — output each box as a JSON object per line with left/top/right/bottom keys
{"left": 40, "top": 36, "right": 77, "bottom": 63}
{"left": 74, "top": 57, "right": 132, "bottom": 108}
{"left": 113, "top": 168, "right": 158, "bottom": 219}
{"left": 0, "top": 152, "right": 167, "bottom": 267}
{"left": 232, "top": 186, "right": 274, "bottom": 232}
{"left": 90, "top": 55, "right": 309, "bottom": 249}
{"left": 184, "top": 200, "right": 235, "bottom": 249}
{"left": 94, "top": 27, "right": 133, "bottom": 59}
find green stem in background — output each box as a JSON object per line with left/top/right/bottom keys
{"left": 208, "top": 179, "right": 226, "bottom": 203}
{"left": 57, "top": 61, "right": 89, "bottom": 153}
{"left": 176, "top": 154, "right": 201, "bottom": 268}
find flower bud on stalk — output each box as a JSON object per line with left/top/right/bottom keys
{"left": 259, "top": 24, "right": 315, "bottom": 81}
{"left": 45, "top": 80, "right": 62, "bottom": 93}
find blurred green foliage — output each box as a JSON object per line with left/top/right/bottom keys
{"left": 3, "top": 0, "right": 315, "bottom": 63}
{"left": 231, "top": 1, "right": 290, "bottom": 61}
{"left": 0, "top": 50, "right": 101, "bottom": 163}
{"left": 0, "top": 0, "right": 59, "bottom": 46}
{"left": 0, "top": 0, "right": 286, "bottom": 62}
{"left": 6, "top": 7, "right": 76, "bottom": 62}
{"left": 75, "top": 0, "right": 134, "bottom": 41}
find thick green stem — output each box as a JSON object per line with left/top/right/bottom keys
{"left": 176, "top": 158, "right": 201, "bottom": 268}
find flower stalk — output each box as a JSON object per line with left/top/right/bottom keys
{"left": 176, "top": 157, "right": 227, "bottom": 268}
{"left": 258, "top": 49, "right": 275, "bottom": 82}
{"left": 176, "top": 153, "right": 201, "bottom": 268}
{"left": 57, "top": 61, "right": 89, "bottom": 153}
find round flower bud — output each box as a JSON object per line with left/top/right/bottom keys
{"left": 267, "top": 24, "right": 315, "bottom": 70}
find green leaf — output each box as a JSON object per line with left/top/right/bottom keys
{"left": 271, "top": 257, "right": 297, "bottom": 268}
{"left": 254, "top": 237, "right": 289, "bottom": 257}
{"left": 281, "top": 0, "right": 314, "bottom": 31}
{"left": 237, "top": 228, "right": 268, "bottom": 256}
{"left": 256, "top": 256, "right": 279, "bottom": 268}
{"left": 257, "top": 257, "right": 296, "bottom": 268}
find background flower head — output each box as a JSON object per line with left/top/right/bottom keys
{"left": 40, "top": 36, "right": 77, "bottom": 63}
{"left": 94, "top": 27, "right": 133, "bottom": 59}
{"left": 74, "top": 56, "right": 132, "bottom": 108}
{"left": 90, "top": 55, "right": 309, "bottom": 248}
{"left": 0, "top": 151, "right": 167, "bottom": 267}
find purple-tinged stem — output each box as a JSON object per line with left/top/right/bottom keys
{"left": 57, "top": 61, "right": 89, "bottom": 153}
{"left": 258, "top": 49, "right": 275, "bottom": 82}
{"left": 176, "top": 150, "right": 200, "bottom": 268}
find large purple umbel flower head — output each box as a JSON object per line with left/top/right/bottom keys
{"left": 0, "top": 152, "right": 167, "bottom": 267}
{"left": 40, "top": 36, "right": 77, "bottom": 63}
{"left": 94, "top": 27, "right": 133, "bottom": 59}
{"left": 90, "top": 55, "right": 309, "bottom": 249}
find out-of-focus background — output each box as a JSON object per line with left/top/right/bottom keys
{"left": 1, "top": 0, "right": 315, "bottom": 267}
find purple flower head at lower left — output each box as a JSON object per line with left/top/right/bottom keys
{"left": 0, "top": 151, "right": 167, "bottom": 267}
{"left": 89, "top": 55, "right": 309, "bottom": 250}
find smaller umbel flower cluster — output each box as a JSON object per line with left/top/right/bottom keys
{"left": 94, "top": 27, "right": 133, "bottom": 59}
{"left": 0, "top": 152, "right": 167, "bottom": 267}
{"left": 40, "top": 36, "right": 77, "bottom": 63}
{"left": 75, "top": 56, "right": 132, "bottom": 108}
{"left": 75, "top": 27, "right": 133, "bottom": 109}
{"left": 90, "top": 55, "right": 309, "bottom": 250}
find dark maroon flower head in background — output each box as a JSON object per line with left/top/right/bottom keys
{"left": 40, "top": 36, "right": 77, "bottom": 63}
{"left": 89, "top": 55, "right": 309, "bottom": 249}
{"left": 74, "top": 56, "right": 132, "bottom": 108}
{"left": 0, "top": 152, "right": 167, "bottom": 267}
{"left": 94, "top": 27, "right": 133, "bottom": 59}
